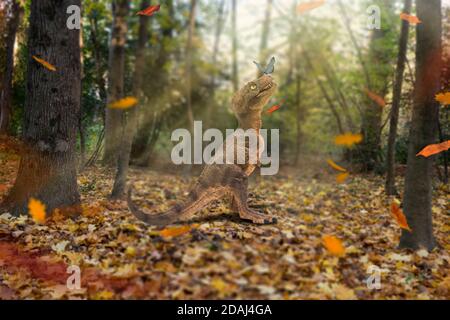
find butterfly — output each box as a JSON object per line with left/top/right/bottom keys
{"left": 253, "top": 56, "right": 276, "bottom": 75}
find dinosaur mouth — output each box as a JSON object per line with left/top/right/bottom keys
{"left": 257, "top": 82, "right": 274, "bottom": 97}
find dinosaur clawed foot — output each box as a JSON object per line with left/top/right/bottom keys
{"left": 239, "top": 208, "right": 277, "bottom": 225}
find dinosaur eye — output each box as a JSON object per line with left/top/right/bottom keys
{"left": 250, "top": 84, "right": 257, "bottom": 90}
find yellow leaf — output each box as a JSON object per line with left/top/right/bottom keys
{"left": 211, "top": 278, "right": 227, "bottom": 293}
{"left": 326, "top": 159, "right": 347, "bottom": 172}
{"left": 28, "top": 198, "right": 46, "bottom": 223}
{"left": 334, "top": 133, "right": 363, "bottom": 147}
{"left": 108, "top": 97, "right": 138, "bottom": 109}
{"left": 160, "top": 225, "right": 193, "bottom": 238}
{"left": 94, "top": 290, "right": 114, "bottom": 300}
{"left": 322, "top": 235, "right": 345, "bottom": 257}
{"left": 125, "top": 246, "right": 136, "bottom": 257}
{"left": 435, "top": 92, "right": 450, "bottom": 105}
{"left": 336, "top": 172, "right": 349, "bottom": 184}
{"left": 32, "top": 55, "right": 56, "bottom": 71}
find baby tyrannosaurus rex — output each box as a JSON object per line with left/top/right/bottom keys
{"left": 127, "top": 74, "right": 277, "bottom": 226}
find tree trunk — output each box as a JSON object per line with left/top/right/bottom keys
{"left": 111, "top": 0, "right": 150, "bottom": 199}
{"left": 131, "top": 0, "right": 174, "bottom": 162}
{"left": 399, "top": 0, "right": 442, "bottom": 250}
{"left": 360, "top": 29, "right": 385, "bottom": 172}
{"left": 88, "top": 13, "right": 108, "bottom": 120}
{"left": 294, "top": 69, "right": 302, "bottom": 166}
{"left": 185, "top": 0, "right": 197, "bottom": 131}
{"left": 385, "top": 0, "right": 412, "bottom": 195}
{"left": 205, "top": 0, "right": 226, "bottom": 127}
{"left": 0, "top": 0, "right": 21, "bottom": 135}
{"left": 103, "top": 0, "right": 129, "bottom": 166}
{"left": 231, "top": 0, "right": 239, "bottom": 92}
{"left": 209, "top": 0, "right": 226, "bottom": 94}
{"left": 2, "top": 0, "right": 82, "bottom": 216}
{"left": 257, "top": 0, "right": 273, "bottom": 77}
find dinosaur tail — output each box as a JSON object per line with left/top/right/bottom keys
{"left": 127, "top": 187, "right": 213, "bottom": 226}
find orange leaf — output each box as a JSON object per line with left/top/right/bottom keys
{"left": 28, "top": 198, "right": 46, "bottom": 223}
{"left": 32, "top": 55, "right": 56, "bottom": 72}
{"left": 322, "top": 235, "right": 345, "bottom": 257}
{"left": 326, "top": 159, "right": 347, "bottom": 172}
{"left": 435, "top": 92, "right": 450, "bottom": 105}
{"left": 334, "top": 133, "right": 363, "bottom": 147}
{"left": 400, "top": 13, "right": 421, "bottom": 25}
{"left": 390, "top": 200, "right": 412, "bottom": 232}
{"left": 137, "top": 4, "right": 160, "bottom": 16}
{"left": 336, "top": 172, "right": 349, "bottom": 184}
{"left": 364, "top": 88, "right": 386, "bottom": 108}
{"left": 160, "top": 225, "right": 196, "bottom": 238}
{"left": 266, "top": 104, "right": 281, "bottom": 114}
{"left": 416, "top": 140, "right": 450, "bottom": 158}
{"left": 297, "top": 0, "right": 325, "bottom": 14}
{"left": 0, "top": 184, "right": 8, "bottom": 193}
{"left": 108, "top": 97, "right": 138, "bottom": 110}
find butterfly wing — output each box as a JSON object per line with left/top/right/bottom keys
{"left": 253, "top": 61, "right": 265, "bottom": 73}
{"left": 263, "top": 57, "right": 275, "bottom": 74}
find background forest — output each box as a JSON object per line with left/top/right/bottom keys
{"left": 0, "top": 0, "right": 448, "bottom": 300}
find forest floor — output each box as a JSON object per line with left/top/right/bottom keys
{"left": 0, "top": 153, "right": 449, "bottom": 300}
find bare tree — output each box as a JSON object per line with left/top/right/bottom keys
{"left": 3, "top": 0, "right": 82, "bottom": 216}
{"left": 111, "top": 0, "right": 150, "bottom": 199}
{"left": 103, "top": 0, "right": 129, "bottom": 166}
{"left": 385, "top": 0, "right": 412, "bottom": 195}
{"left": 0, "top": 0, "right": 22, "bottom": 134}
{"left": 231, "top": 0, "right": 239, "bottom": 92}
{"left": 400, "top": 0, "right": 442, "bottom": 250}
{"left": 185, "top": 0, "right": 197, "bottom": 131}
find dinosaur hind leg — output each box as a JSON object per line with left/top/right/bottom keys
{"left": 227, "top": 166, "right": 277, "bottom": 225}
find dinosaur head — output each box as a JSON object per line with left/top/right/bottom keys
{"left": 232, "top": 75, "right": 277, "bottom": 115}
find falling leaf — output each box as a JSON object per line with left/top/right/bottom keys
{"left": 137, "top": 4, "right": 160, "bottom": 16}
{"left": 322, "top": 235, "right": 345, "bottom": 257}
{"left": 336, "top": 172, "right": 349, "bottom": 184}
{"left": 435, "top": 92, "right": 450, "bottom": 105}
{"left": 364, "top": 88, "right": 386, "bottom": 108}
{"left": 108, "top": 97, "right": 138, "bottom": 110}
{"left": 400, "top": 13, "right": 421, "bottom": 25}
{"left": 390, "top": 200, "right": 412, "bottom": 232}
{"left": 28, "top": 198, "right": 46, "bottom": 223}
{"left": 326, "top": 159, "right": 347, "bottom": 172}
{"left": 297, "top": 0, "right": 325, "bottom": 14}
{"left": 416, "top": 140, "right": 450, "bottom": 158}
{"left": 334, "top": 133, "right": 363, "bottom": 147}
{"left": 32, "top": 55, "right": 56, "bottom": 72}
{"left": 160, "top": 225, "right": 194, "bottom": 238}
{"left": 266, "top": 104, "right": 281, "bottom": 114}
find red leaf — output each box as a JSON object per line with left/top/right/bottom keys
{"left": 364, "top": 88, "right": 386, "bottom": 108}
{"left": 416, "top": 141, "right": 450, "bottom": 158}
{"left": 137, "top": 4, "right": 160, "bottom": 16}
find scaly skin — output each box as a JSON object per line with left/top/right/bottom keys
{"left": 127, "top": 75, "right": 278, "bottom": 226}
